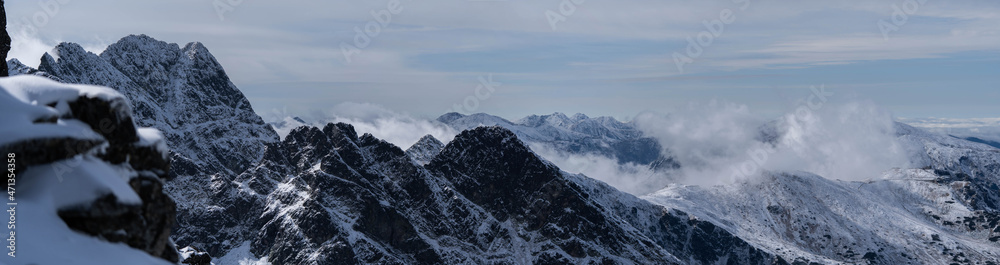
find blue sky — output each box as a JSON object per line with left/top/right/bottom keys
{"left": 4, "top": 0, "right": 998, "bottom": 121}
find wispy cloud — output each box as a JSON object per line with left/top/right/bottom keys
{"left": 3, "top": 0, "right": 998, "bottom": 119}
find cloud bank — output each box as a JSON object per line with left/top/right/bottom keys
{"left": 636, "top": 99, "right": 912, "bottom": 186}
{"left": 529, "top": 142, "right": 672, "bottom": 195}
{"left": 267, "top": 98, "right": 918, "bottom": 195}
{"left": 302, "top": 102, "right": 458, "bottom": 150}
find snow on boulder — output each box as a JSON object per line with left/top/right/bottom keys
{"left": 0, "top": 75, "right": 180, "bottom": 264}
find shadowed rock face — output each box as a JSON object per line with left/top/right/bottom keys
{"left": 218, "top": 124, "right": 778, "bottom": 264}
{"left": 1, "top": 0, "right": 9, "bottom": 77}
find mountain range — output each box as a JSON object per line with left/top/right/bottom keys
{"left": 4, "top": 35, "right": 999, "bottom": 264}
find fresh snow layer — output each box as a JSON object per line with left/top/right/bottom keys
{"left": 214, "top": 241, "right": 270, "bottom": 265}
{"left": 0, "top": 76, "right": 117, "bottom": 147}
{"left": 642, "top": 125, "right": 1000, "bottom": 263}
{"left": 136, "top": 127, "right": 169, "bottom": 160}
{"left": 0, "top": 159, "right": 165, "bottom": 265}
{"left": 0, "top": 75, "right": 172, "bottom": 265}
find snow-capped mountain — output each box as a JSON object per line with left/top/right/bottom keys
{"left": 32, "top": 35, "right": 279, "bottom": 178}
{"left": 644, "top": 123, "right": 1000, "bottom": 264}
{"left": 438, "top": 112, "right": 677, "bottom": 170}
{"left": 7, "top": 35, "right": 279, "bottom": 263}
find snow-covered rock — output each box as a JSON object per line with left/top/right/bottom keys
{"left": 0, "top": 75, "right": 179, "bottom": 264}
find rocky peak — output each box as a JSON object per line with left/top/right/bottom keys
{"left": 100, "top": 34, "right": 182, "bottom": 94}
{"left": 430, "top": 126, "right": 538, "bottom": 174}
{"left": 29, "top": 34, "right": 278, "bottom": 177}
{"left": 429, "top": 126, "right": 560, "bottom": 220}
{"left": 6, "top": 58, "right": 62, "bottom": 81}
{"left": 405, "top": 134, "right": 444, "bottom": 165}
{"left": 544, "top": 112, "right": 571, "bottom": 126}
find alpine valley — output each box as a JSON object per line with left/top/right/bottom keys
{"left": 3, "top": 35, "right": 998, "bottom": 265}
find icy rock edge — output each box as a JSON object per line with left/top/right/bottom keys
{"left": 0, "top": 75, "right": 180, "bottom": 264}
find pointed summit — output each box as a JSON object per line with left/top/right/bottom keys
{"left": 26, "top": 34, "right": 278, "bottom": 177}
{"left": 405, "top": 134, "right": 444, "bottom": 165}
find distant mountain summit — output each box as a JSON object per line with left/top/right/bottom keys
{"left": 438, "top": 112, "right": 676, "bottom": 168}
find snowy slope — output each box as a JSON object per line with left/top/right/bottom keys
{"left": 643, "top": 123, "right": 1000, "bottom": 264}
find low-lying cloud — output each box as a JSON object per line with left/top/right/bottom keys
{"left": 636, "top": 99, "right": 912, "bottom": 186}
{"left": 309, "top": 102, "right": 458, "bottom": 150}
{"left": 529, "top": 142, "right": 674, "bottom": 195}
{"left": 267, "top": 99, "right": 919, "bottom": 194}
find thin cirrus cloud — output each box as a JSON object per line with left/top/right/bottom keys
{"left": 3, "top": 0, "right": 998, "bottom": 120}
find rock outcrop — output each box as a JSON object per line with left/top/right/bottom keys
{"left": 0, "top": 75, "right": 179, "bottom": 264}
{"left": 1, "top": 0, "right": 9, "bottom": 77}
